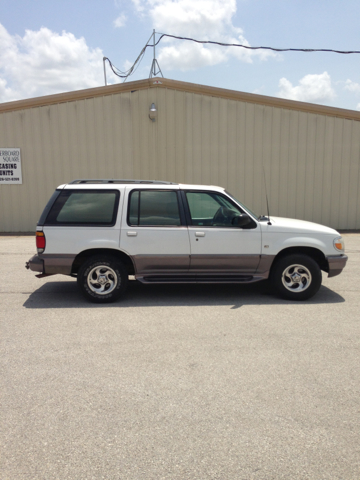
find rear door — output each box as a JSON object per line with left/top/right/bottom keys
{"left": 120, "top": 188, "right": 190, "bottom": 274}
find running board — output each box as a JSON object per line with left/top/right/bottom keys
{"left": 136, "top": 274, "right": 265, "bottom": 284}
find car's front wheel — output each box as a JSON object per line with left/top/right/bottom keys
{"left": 77, "top": 255, "right": 128, "bottom": 303}
{"left": 270, "top": 254, "right": 322, "bottom": 301}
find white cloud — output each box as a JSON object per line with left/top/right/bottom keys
{"left": 157, "top": 42, "right": 226, "bottom": 70}
{"left": 130, "top": 0, "right": 276, "bottom": 70}
{"left": 114, "top": 13, "right": 127, "bottom": 28}
{"left": 344, "top": 79, "right": 360, "bottom": 94}
{"left": 0, "top": 78, "right": 13, "bottom": 101}
{"left": 0, "top": 23, "right": 106, "bottom": 103}
{"left": 148, "top": 0, "right": 237, "bottom": 37}
{"left": 131, "top": 0, "right": 145, "bottom": 12}
{"left": 344, "top": 80, "right": 360, "bottom": 110}
{"left": 277, "top": 72, "right": 336, "bottom": 104}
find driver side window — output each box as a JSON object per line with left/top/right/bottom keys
{"left": 186, "top": 192, "right": 241, "bottom": 227}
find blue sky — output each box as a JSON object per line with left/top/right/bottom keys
{"left": 1, "top": 0, "right": 359, "bottom": 110}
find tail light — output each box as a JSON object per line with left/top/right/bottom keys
{"left": 36, "top": 231, "right": 46, "bottom": 253}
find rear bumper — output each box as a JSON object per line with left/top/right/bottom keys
{"left": 327, "top": 255, "right": 348, "bottom": 278}
{"left": 26, "top": 254, "right": 44, "bottom": 273}
{"left": 26, "top": 254, "right": 75, "bottom": 275}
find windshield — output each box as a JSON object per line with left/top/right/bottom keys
{"left": 224, "top": 190, "right": 259, "bottom": 219}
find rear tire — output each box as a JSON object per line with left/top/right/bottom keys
{"left": 77, "top": 255, "right": 128, "bottom": 303}
{"left": 270, "top": 254, "right": 322, "bottom": 301}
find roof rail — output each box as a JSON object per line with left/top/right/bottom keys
{"left": 69, "top": 179, "right": 178, "bottom": 185}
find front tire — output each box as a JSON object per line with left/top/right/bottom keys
{"left": 77, "top": 255, "right": 128, "bottom": 303}
{"left": 270, "top": 254, "right": 322, "bottom": 301}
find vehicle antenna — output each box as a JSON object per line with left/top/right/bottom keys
{"left": 262, "top": 164, "right": 272, "bottom": 225}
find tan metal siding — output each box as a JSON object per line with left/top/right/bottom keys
{"left": 0, "top": 87, "right": 359, "bottom": 232}
{"left": 348, "top": 122, "right": 360, "bottom": 228}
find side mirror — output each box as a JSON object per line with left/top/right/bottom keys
{"left": 232, "top": 214, "right": 252, "bottom": 227}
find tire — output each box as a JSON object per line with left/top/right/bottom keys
{"left": 270, "top": 254, "right": 322, "bottom": 301}
{"left": 77, "top": 255, "right": 128, "bottom": 303}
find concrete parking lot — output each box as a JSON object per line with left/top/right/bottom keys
{"left": 1, "top": 234, "right": 359, "bottom": 480}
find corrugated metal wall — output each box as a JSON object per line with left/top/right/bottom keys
{"left": 0, "top": 86, "right": 359, "bottom": 231}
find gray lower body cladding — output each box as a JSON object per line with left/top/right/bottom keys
{"left": 26, "top": 253, "right": 347, "bottom": 283}
{"left": 134, "top": 254, "right": 274, "bottom": 284}
{"left": 326, "top": 255, "right": 348, "bottom": 277}
{"left": 132, "top": 253, "right": 267, "bottom": 274}
{"left": 27, "top": 254, "right": 75, "bottom": 275}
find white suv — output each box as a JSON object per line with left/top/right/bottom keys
{"left": 26, "top": 179, "right": 347, "bottom": 303}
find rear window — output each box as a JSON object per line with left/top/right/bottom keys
{"left": 45, "top": 190, "right": 120, "bottom": 226}
{"left": 37, "top": 189, "right": 62, "bottom": 225}
{"left": 128, "top": 190, "right": 181, "bottom": 226}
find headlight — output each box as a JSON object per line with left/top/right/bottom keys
{"left": 333, "top": 236, "right": 345, "bottom": 252}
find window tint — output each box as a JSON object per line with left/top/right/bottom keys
{"left": 186, "top": 192, "right": 241, "bottom": 227}
{"left": 128, "top": 190, "right": 181, "bottom": 226}
{"left": 45, "top": 190, "right": 119, "bottom": 225}
{"left": 37, "top": 189, "right": 62, "bottom": 226}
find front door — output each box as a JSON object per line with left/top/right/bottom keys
{"left": 184, "top": 191, "right": 261, "bottom": 273}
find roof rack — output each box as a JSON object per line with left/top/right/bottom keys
{"left": 69, "top": 179, "right": 178, "bottom": 185}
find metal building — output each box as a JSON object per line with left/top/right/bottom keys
{"left": 0, "top": 78, "right": 359, "bottom": 232}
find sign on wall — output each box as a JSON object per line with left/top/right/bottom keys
{"left": 0, "top": 148, "right": 22, "bottom": 184}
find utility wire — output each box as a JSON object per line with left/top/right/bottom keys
{"left": 155, "top": 34, "right": 360, "bottom": 54}
{"left": 103, "top": 31, "right": 154, "bottom": 82}
{"left": 105, "top": 33, "right": 360, "bottom": 83}
{"left": 103, "top": 50, "right": 146, "bottom": 79}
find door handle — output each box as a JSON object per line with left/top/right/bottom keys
{"left": 195, "top": 232, "right": 205, "bottom": 237}
{"left": 127, "top": 231, "right": 137, "bottom": 237}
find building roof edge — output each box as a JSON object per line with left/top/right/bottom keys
{"left": 1, "top": 77, "right": 360, "bottom": 121}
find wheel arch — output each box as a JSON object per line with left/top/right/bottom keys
{"left": 271, "top": 246, "right": 328, "bottom": 273}
{"left": 71, "top": 248, "right": 135, "bottom": 275}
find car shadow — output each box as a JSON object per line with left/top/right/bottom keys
{"left": 23, "top": 279, "right": 345, "bottom": 309}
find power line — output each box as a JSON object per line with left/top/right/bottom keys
{"left": 104, "top": 32, "right": 360, "bottom": 84}
{"left": 103, "top": 31, "right": 154, "bottom": 82}
{"left": 155, "top": 34, "right": 360, "bottom": 55}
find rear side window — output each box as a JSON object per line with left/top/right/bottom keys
{"left": 128, "top": 190, "right": 181, "bottom": 226}
{"left": 45, "top": 190, "right": 120, "bottom": 226}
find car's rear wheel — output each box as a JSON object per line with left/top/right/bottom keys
{"left": 271, "top": 254, "right": 322, "bottom": 300}
{"left": 77, "top": 255, "right": 128, "bottom": 303}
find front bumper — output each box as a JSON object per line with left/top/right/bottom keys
{"left": 327, "top": 255, "right": 348, "bottom": 278}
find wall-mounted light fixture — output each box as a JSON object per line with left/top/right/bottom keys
{"left": 149, "top": 103, "right": 157, "bottom": 122}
